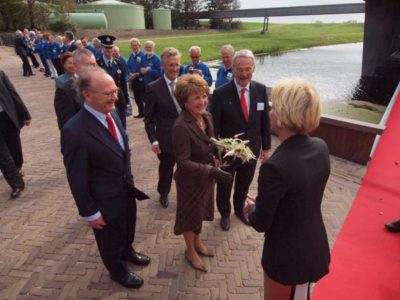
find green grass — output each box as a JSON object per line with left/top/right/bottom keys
{"left": 116, "top": 23, "right": 364, "bottom": 65}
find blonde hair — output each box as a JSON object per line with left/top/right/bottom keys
{"left": 175, "top": 74, "right": 209, "bottom": 110}
{"left": 161, "top": 47, "right": 181, "bottom": 64}
{"left": 271, "top": 79, "right": 321, "bottom": 134}
{"left": 130, "top": 38, "right": 140, "bottom": 46}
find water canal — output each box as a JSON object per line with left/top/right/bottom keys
{"left": 252, "top": 43, "right": 363, "bottom": 102}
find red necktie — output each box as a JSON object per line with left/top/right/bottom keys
{"left": 106, "top": 114, "right": 118, "bottom": 141}
{"left": 241, "top": 88, "right": 249, "bottom": 122}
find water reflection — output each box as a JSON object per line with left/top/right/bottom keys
{"left": 253, "top": 43, "right": 363, "bottom": 102}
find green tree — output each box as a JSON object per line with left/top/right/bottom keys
{"left": 0, "top": 0, "right": 30, "bottom": 31}
{"left": 206, "top": 0, "right": 240, "bottom": 29}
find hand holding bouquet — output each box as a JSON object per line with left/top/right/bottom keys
{"left": 210, "top": 133, "right": 256, "bottom": 166}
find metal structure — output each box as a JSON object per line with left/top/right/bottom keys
{"left": 152, "top": 8, "right": 172, "bottom": 30}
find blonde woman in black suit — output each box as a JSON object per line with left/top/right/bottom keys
{"left": 244, "top": 79, "right": 331, "bottom": 300}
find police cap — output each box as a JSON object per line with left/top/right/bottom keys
{"left": 98, "top": 35, "right": 116, "bottom": 48}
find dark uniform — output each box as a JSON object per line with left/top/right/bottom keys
{"left": 97, "top": 35, "right": 129, "bottom": 129}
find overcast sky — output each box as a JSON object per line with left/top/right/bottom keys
{"left": 239, "top": 0, "right": 365, "bottom": 23}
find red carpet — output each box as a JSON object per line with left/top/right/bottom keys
{"left": 312, "top": 91, "right": 400, "bottom": 300}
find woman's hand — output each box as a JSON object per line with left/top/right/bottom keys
{"left": 243, "top": 198, "right": 255, "bottom": 219}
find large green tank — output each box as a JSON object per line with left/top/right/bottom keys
{"left": 152, "top": 8, "right": 172, "bottom": 30}
{"left": 68, "top": 13, "right": 108, "bottom": 29}
{"left": 77, "top": 0, "right": 145, "bottom": 29}
{"left": 48, "top": 12, "right": 108, "bottom": 29}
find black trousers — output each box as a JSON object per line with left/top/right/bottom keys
{"left": 93, "top": 195, "right": 137, "bottom": 276}
{"left": 131, "top": 79, "right": 145, "bottom": 116}
{"left": 52, "top": 58, "right": 64, "bottom": 76}
{"left": 18, "top": 53, "right": 32, "bottom": 76}
{"left": 0, "top": 112, "right": 24, "bottom": 189}
{"left": 157, "top": 152, "right": 175, "bottom": 197}
{"left": 216, "top": 158, "right": 257, "bottom": 217}
{"left": 28, "top": 52, "right": 39, "bottom": 68}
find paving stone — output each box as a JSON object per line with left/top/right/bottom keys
{"left": 0, "top": 46, "right": 366, "bottom": 299}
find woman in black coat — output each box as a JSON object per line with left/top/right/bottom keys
{"left": 244, "top": 79, "right": 331, "bottom": 300}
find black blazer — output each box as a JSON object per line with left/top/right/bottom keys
{"left": 249, "top": 134, "right": 331, "bottom": 285}
{"left": 144, "top": 76, "right": 180, "bottom": 154}
{"left": 61, "top": 108, "right": 147, "bottom": 221}
{"left": 54, "top": 78, "right": 82, "bottom": 130}
{"left": 210, "top": 80, "right": 271, "bottom": 157}
{"left": 0, "top": 70, "right": 31, "bottom": 129}
{"left": 14, "top": 36, "right": 28, "bottom": 56}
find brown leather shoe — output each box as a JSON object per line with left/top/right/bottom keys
{"left": 220, "top": 216, "right": 230, "bottom": 231}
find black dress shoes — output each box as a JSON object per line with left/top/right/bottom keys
{"left": 133, "top": 114, "right": 144, "bottom": 119}
{"left": 220, "top": 216, "right": 230, "bottom": 231}
{"left": 235, "top": 211, "right": 250, "bottom": 226}
{"left": 110, "top": 271, "right": 143, "bottom": 288}
{"left": 124, "top": 249, "right": 151, "bottom": 266}
{"left": 160, "top": 195, "right": 169, "bottom": 208}
{"left": 11, "top": 183, "right": 25, "bottom": 199}
{"left": 385, "top": 219, "right": 400, "bottom": 232}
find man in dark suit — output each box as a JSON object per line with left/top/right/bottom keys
{"left": 144, "top": 47, "right": 182, "bottom": 208}
{"left": 97, "top": 35, "right": 129, "bottom": 130}
{"left": 14, "top": 30, "right": 33, "bottom": 77}
{"left": 61, "top": 68, "right": 150, "bottom": 288}
{"left": 0, "top": 68, "right": 31, "bottom": 198}
{"left": 54, "top": 49, "right": 97, "bottom": 130}
{"left": 210, "top": 49, "right": 271, "bottom": 231}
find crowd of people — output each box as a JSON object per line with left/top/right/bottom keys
{"left": 2, "top": 29, "right": 341, "bottom": 299}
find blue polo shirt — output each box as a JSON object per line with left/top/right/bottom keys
{"left": 183, "top": 62, "right": 213, "bottom": 86}
{"left": 140, "top": 53, "right": 161, "bottom": 85}
{"left": 215, "top": 66, "right": 234, "bottom": 88}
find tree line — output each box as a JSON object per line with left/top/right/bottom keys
{"left": 0, "top": 0, "right": 240, "bottom": 32}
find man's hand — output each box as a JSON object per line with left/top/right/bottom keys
{"left": 89, "top": 215, "right": 107, "bottom": 230}
{"left": 260, "top": 149, "right": 270, "bottom": 164}
{"left": 152, "top": 144, "right": 161, "bottom": 154}
{"left": 23, "top": 120, "right": 31, "bottom": 126}
{"left": 130, "top": 72, "right": 138, "bottom": 79}
{"left": 140, "top": 67, "right": 148, "bottom": 74}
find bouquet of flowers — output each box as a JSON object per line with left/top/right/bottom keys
{"left": 210, "top": 133, "right": 256, "bottom": 166}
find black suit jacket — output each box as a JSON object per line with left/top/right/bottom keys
{"left": 249, "top": 134, "right": 331, "bottom": 285}
{"left": 0, "top": 70, "right": 31, "bottom": 129}
{"left": 144, "top": 76, "right": 180, "bottom": 154}
{"left": 61, "top": 108, "right": 147, "bottom": 221}
{"left": 210, "top": 80, "right": 271, "bottom": 157}
{"left": 14, "top": 36, "right": 28, "bottom": 56}
{"left": 54, "top": 78, "right": 82, "bottom": 130}
{"left": 97, "top": 57, "right": 129, "bottom": 111}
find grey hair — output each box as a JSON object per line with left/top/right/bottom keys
{"left": 92, "top": 38, "right": 101, "bottom": 46}
{"left": 145, "top": 40, "right": 155, "bottom": 48}
{"left": 75, "top": 67, "right": 106, "bottom": 98}
{"left": 233, "top": 49, "right": 256, "bottom": 67}
{"left": 221, "top": 44, "right": 234, "bottom": 55}
{"left": 130, "top": 38, "right": 140, "bottom": 45}
{"left": 189, "top": 45, "right": 201, "bottom": 54}
{"left": 72, "top": 48, "right": 95, "bottom": 64}
{"left": 15, "top": 30, "right": 22, "bottom": 36}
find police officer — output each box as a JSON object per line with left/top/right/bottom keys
{"left": 97, "top": 35, "right": 129, "bottom": 129}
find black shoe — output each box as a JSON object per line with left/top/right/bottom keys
{"left": 234, "top": 211, "right": 250, "bottom": 226}
{"left": 385, "top": 219, "right": 400, "bottom": 232}
{"left": 29, "top": 73, "right": 35, "bottom": 76}
{"left": 159, "top": 195, "right": 169, "bottom": 208}
{"left": 220, "top": 216, "right": 230, "bottom": 231}
{"left": 123, "top": 249, "right": 151, "bottom": 266}
{"left": 44, "top": 73, "right": 51, "bottom": 77}
{"left": 23, "top": 74, "right": 30, "bottom": 77}
{"left": 110, "top": 271, "right": 143, "bottom": 288}
{"left": 11, "top": 183, "right": 25, "bottom": 199}
{"left": 133, "top": 114, "right": 144, "bottom": 119}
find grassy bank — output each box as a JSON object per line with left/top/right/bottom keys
{"left": 117, "top": 23, "right": 364, "bottom": 64}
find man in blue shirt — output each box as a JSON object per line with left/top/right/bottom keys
{"left": 139, "top": 40, "right": 161, "bottom": 87}
{"left": 183, "top": 46, "right": 213, "bottom": 86}
{"left": 127, "top": 38, "right": 146, "bottom": 118}
{"left": 215, "top": 44, "right": 235, "bottom": 88}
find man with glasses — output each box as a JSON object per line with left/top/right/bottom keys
{"left": 61, "top": 67, "right": 150, "bottom": 288}
{"left": 97, "top": 35, "right": 130, "bottom": 130}
{"left": 210, "top": 49, "right": 271, "bottom": 231}
{"left": 54, "top": 48, "right": 96, "bottom": 130}
{"left": 183, "top": 46, "right": 213, "bottom": 87}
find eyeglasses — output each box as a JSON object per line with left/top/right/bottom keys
{"left": 90, "top": 88, "right": 119, "bottom": 97}
{"left": 191, "top": 56, "right": 200, "bottom": 59}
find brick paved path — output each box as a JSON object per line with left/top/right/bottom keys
{"left": 0, "top": 46, "right": 366, "bottom": 299}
